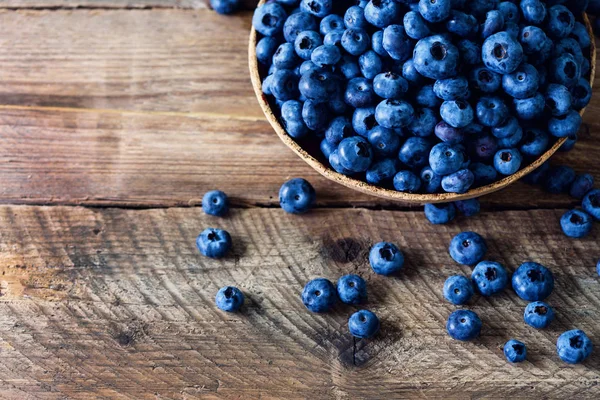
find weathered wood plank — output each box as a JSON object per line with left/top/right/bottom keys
{"left": 0, "top": 206, "right": 598, "bottom": 398}
{"left": 0, "top": 0, "right": 258, "bottom": 9}
{"left": 0, "top": 106, "right": 597, "bottom": 209}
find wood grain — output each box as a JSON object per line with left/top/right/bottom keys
{"left": 0, "top": 205, "right": 598, "bottom": 399}
{"left": 0, "top": 0, "right": 258, "bottom": 9}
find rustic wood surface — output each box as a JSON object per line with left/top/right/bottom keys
{"left": 0, "top": 4, "right": 597, "bottom": 399}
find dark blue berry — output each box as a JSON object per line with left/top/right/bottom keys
{"left": 583, "top": 189, "right": 600, "bottom": 220}
{"left": 398, "top": 137, "right": 432, "bottom": 169}
{"left": 470, "top": 134, "right": 498, "bottom": 160}
{"left": 434, "top": 76, "right": 469, "bottom": 101}
{"left": 556, "top": 330, "right": 593, "bottom": 364}
{"left": 366, "top": 158, "right": 398, "bottom": 185}
{"left": 512, "top": 262, "right": 554, "bottom": 301}
{"left": 457, "top": 39, "right": 482, "bottom": 65}
{"left": 494, "top": 148, "right": 522, "bottom": 175}
{"left": 210, "top": 0, "right": 240, "bottom": 14}
{"left": 502, "top": 63, "right": 539, "bottom": 99}
{"left": 279, "top": 178, "right": 316, "bottom": 214}
{"left": 524, "top": 301, "right": 554, "bottom": 329}
{"left": 345, "top": 77, "right": 376, "bottom": 108}
{"left": 472, "top": 261, "right": 508, "bottom": 296}
{"left": 337, "top": 274, "right": 367, "bottom": 305}
{"left": 382, "top": 25, "right": 413, "bottom": 61}
{"left": 371, "top": 30, "right": 387, "bottom": 57}
{"left": 299, "top": 69, "right": 339, "bottom": 102}
{"left": 394, "top": 170, "right": 422, "bottom": 193}
{"left": 284, "top": 12, "right": 318, "bottom": 43}
{"left": 339, "top": 55, "right": 361, "bottom": 79}
{"left": 520, "top": 0, "right": 546, "bottom": 25}
{"left": 571, "top": 79, "right": 592, "bottom": 110}
{"left": 513, "top": 92, "right": 544, "bottom": 120}
{"left": 443, "top": 275, "right": 474, "bottom": 305}
{"left": 440, "top": 100, "right": 473, "bottom": 128}
{"left": 413, "top": 35, "right": 460, "bottom": 79}
{"left": 359, "top": 50, "right": 383, "bottom": 79}
{"left": 544, "top": 165, "right": 576, "bottom": 194}
{"left": 449, "top": 231, "right": 487, "bottom": 265}
{"left": 455, "top": 198, "right": 481, "bottom": 217}
{"left": 498, "top": 1, "right": 519, "bottom": 23}
{"left": 302, "top": 99, "right": 329, "bottom": 130}
{"left": 256, "top": 37, "right": 279, "bottom": 64}
{"left": 476, "top": 96, "right": 509, "bottom": 127}
{"left": 338, "top": 136, "right": 373, "bottom": 172}
{"left": 325, "top": 116, "right": 353, "bottom": 145}
{"left": 368, "top": 126, "right": 401, "bottom": 158}
{"left": 311, "top": 44, "right": 341, "bottom": 68}
{"left": 545, "top": 84, "right": 572, "bottom": 116}
{"left": 492, "top": 117, "right": 520, "bottom": 139}
{"left": 300, "top": 0, "right": 332, "bottom": 18}
{"left": 320, "top": 138, "right": 335, "bottom": 158}
{"left": 215, "top": 286, "right": 244, "bottom": 312}
{"left": 373, "top": 72, "right": 408, "bottom": 100}
{"left": 549, "top": 53, "right": 580, "bottom": 87}
{"left": 424, "top": 203, "right": 456, "bottom": 224}
{"left": 545, "top": 5, "right": 574, "bottom": 39}
{"left": 504, "top": 339, "right": 527, "bottom": 363}
{"left": 471, "top": 162, "right": 498, "bottom": 185}
{"left": 271, "top": 69, "right": 300, "bottom": 101}
{"left": 202, "top": 190, "right": 229, "bottom": 216}
{"left": 446, "top": 310, "right": 482, "bottom": 341}
{"left": 197, "top": 228, "right": 232, "bottom": 258}
{"left": 429, "top": 143, "right": 465, "bottom": 175}
{"left": 548, "top": 110, "right": 582, "bottom": 138}
{"left": 420, "top": 166, "right": 442, "bottom": 193}
{"left": 302, "top": 278, "right": 337, "bottom": 312}
{"left": 344, "top": 5, "right": 368, "bottom": 29}
{"left": 481, "top": 10, "right": 505, "bottom": 39}
{"left": 369, "top": 242, "right": 404, "bottom": 275}
{"left": 442, "top": 169, "right": 474, "bottom": 194}
{"left": 348, "top": 310, "right": 380, "bottom": 339}
{"left": 519, "top": 25, "right": 547, "bottom": 53}
{"left": 319, "top": 14, "right": 343, "bottom": 36}
{"left": 570, "top": 174, "right": 594, "bottom": 200}
{"left": 341, "top": 28, "right": 370, "bottom": 56}
{"left": 253, "top": 3, "right": 287, "bottom": 37}
{"left": 408, "top": 108, "right": 438, "bottom": 137}
{"left": 470, "top": 65, "right": 501, "bottom": 93}
{"left": 446, "top": 10, "right": 478, "bottom": 37}
{"left": 404, "top": 11, "right": 431, "bottom": 40}
{"left": 523, "top": 160, "right": 550, "bottom": 185}
{"left": 375, "top": 99, "right": 415, "bottom": 129}
{"left": 364, "top": 0, "right": 401, "bottom": 28}
{"left": 415, "top": 84, "right": 442, "bottom": 108}
{"left": 295, "top": 30, "right": 323, "bottom": 60}
{"left": 520, "top": 129, "right": 549, "bottom": 158}
{"left": 352, "top": 107, "right": 378, "bottom": 137}
{"left": 418, "top": 0, "right": 451, "bottom": 23}
{"left": 482, "top": 32, "right": 524, "bottom": 74}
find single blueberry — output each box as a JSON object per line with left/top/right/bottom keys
{"left": 424, "top": 203, "right": 456, "bottom": 224}
{"left": 348, "top": 310, "right": 380, "bottom": 339}
{"left": 325, "top": 116, "right": 353, "bottom": 146}
{"left": 512, "top": 262, "right": 554, "bottom": 301}
{"left": 543, "top": 165, "right": 576, "bottom": 194}
{"left": 319, "top": 14, "right": 343, "bottom": 36}
{"left": 454, "top": 199, "right": 481, "bottom": 217}
{"left": 402, "top": 59, "right": 425, "bottom": 87}
{"left": 549, "top": 53, "right": 581, "bottom": 88}
{"left": 559, "top": 134, "right": 578, "bottom": 152}
{"left": 344, "top": 5, "right": 368, "bottom": 29}
{"left": 457, "top": 39, "right": 482, "bottom": 65}
{"left": 339, "top": 55, "right": 361, "bottom": 80}
{"left": 429, "top": 143, "right": 465, "bottom": 175}
{"left": 279, "top": 178, "right": 316, "bottom": 214}
{"left": 299, "top": 69, "right": 339, "bottom": 102}
{"left": 435, "top": 121, "right": 465, "bottom": 144}
{"left": 440, "top": 100, "right": 474, "bottom": 128}
{"left": 371, "top": 30, "right": 387, "bottom": 57}
{"left": 433, "top": 76, "right": 470, "bottom": 101}
{"left": 338, "top": 136, "right": 373, "bottom": 173}
{"left": 446, "top": 10, "right": 478, "bottom": 37}
{"left": 324, "top": 30, "right": 344, "bottom": 47}
{"left": 320, "top": 138, "right": 335, "bottom": 158}
{"left": 366, "top": 158, "right": 398, "bottom": 185}
{"left": 494, "top": 148, "right": 522, "bottom": 176}
{"left": 545, "top": 84, "right": 572, "bottom": 116}
{"left": 548, "top": 110, "right": 582, "bottom": 138}
{"left": 523, "top": 160, "right": 550, "bottom": 185}
{"left": 442, "top": 169, "right": 475, "bottom": 194}
{"left": 498, "top": 1, "right": 520, "bottom": 23}
{"left": 443, "top": 275, "right": 474, "bottom": 305}
{"left": 413, "top": 34, "right": 460, "bottom": 79}
{"left": 252, "top": 3, "right": 287, "bottom": 37}
{"left": 571, "top": 79, "right": 593, "bottom": 110}
{"left": 415, "top": 84, "right": 442, "bottom": 108}
{"left": 359, "top": 50, "right": 383, "bottom": 80}
{"left": 256, "top": 37, "right": 279, "bottom": 65}
{"left": 404, "top": 11, "right": 431, "bottom": 40}
{"left": 302, "top": 278, "right": 337, "bottom": 313}
{"left": 481, "top": 10, "right": 505, "bottom": 40}
{"left": 502, "top": 63, "right": 539, "bottom": 99}
{"left": 300, "top": 0, "right": 332, "bottom": 18}
{"left": 470, "top": 134, "right": 498, "bottom": 161}
{"left": 215, "top": 286, "right": 244, "bottom": 312}
{"left": 398, "top": 137, "right": 432, "bottom": 169}
{"left": 446, "top": 310, "right": 482, "bottom": 341}
{"left": 284, "top": 12, "right": 318, "bottom": 43}
{"left": 520, "top": 129, "right": 549, "bottom": 158}
{"left": 513, "top": 92, "right": 545, "bottom": 120}
{"left": 476, "top": 96, "right": 509, "bottom": 128}
{"left": 341, "top": 28, "right": 370, "bottom": 56}
{"left": 196, "top": 228, "right": 232, "bottom": 258}
{"left": 469, "top": 65, "right": 502, "bottom": 93}
{"left": 329, "top": 150, "right": 354, "bottom": 175}
{"left": 373, "top": 72, "right": 409, "bottom": 100}
{"left": 570, "top": 174, "right": 594, "bottom": 200}
{"left": 449, "top": 231, "right": 487, "bottom": 265}
{"left": 556, "top": 330, "right": 593, "bottom": 364}
{"left": 482, "top": 32, "right": 524, "bottom": 74}
{"left": 519, "top": 25, "right": 547, "bottom": 54}
{"left": 545, "top": 5, "right": 575, "bottom": 39}
{"left": 583, "top": 189, "right": 600, "bottom": 221}
{"left": 420, "top": 166, "right": 442, "bottom": 193}
{"left": 394, "top": 170, "right": 422, "bottom": 193}
{"left": 345, "top": 77, "right": 376, "bottom": 108}
{"left": 418, "top": 0, "right": 451, "bottom": 23}
{"left": 570, "top": 21, "right": 591, "bottom": 49}
{"left": 337, "top": 274, "right": 367, "bottom": 305}
{"left": 382, "top": 25, "right": 413, "bottom": 61}
{"left": 375, "top": 99, "right": 415, "bottom": 129}
{"left": 202, "top": 190, "right": 229, "bottom": 216}
{"left": 311, "top": 45, "right": 341, "bottom": 68}
{"left": 368, "top": 126, "right": 401, "bottom": 158}
{"left": 470, "top": 162, "right": 498, "bottom": 186}
{"left": 524, "top": 301, "right": 554, "bottom": 329}
{"left": 504, "top": 339, "right": 527, "bottom": 363}
{"left": 364, "top": 0, "right": 401, "bottom": 28}
{"left": 210, "top": 0, "right": 240, "bottom": 14}
{"left": 369, "top": 242, "right": 404, "bottom": 275}
{"left": 302, "top": 99, "right": 329, "bottom": 131}
{"left": 472, "top": 261, "right": 509, "bottom": 296}
{"left": 408, "top": 108, "right": 438, "bottom": 137}
{"left": 294, "top": 30, "right": 323, "bottom": 60}
{"left": 271, "top": 69, "right": 300, "bottom": 101}
{"left": 520, "top": 0, "right": 546, "bottom": 25}
{"left": 352, "top": 107, "right": 378, "bottom": 137}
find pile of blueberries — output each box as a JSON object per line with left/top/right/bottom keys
{"left": 196, "top": 179, "right": 597, "bottom": 364}
{"left": 252, "top": 0, "right": 593, "bottom": 195}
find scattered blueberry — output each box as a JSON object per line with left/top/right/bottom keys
{"left": 583, "top": 189, "right": 600, "bottom": 221}
{"left": 196, "top": 228, "right": 232, "bottom": 258}
{"left": 215, "top": 286, "right": 244, "bottom": 312}
{"left": 472, "top": 261, "right": 509, "bottom": 296}
{"left": 424, "top": 203, "right": 457, "bottom": 225}
{"left": 337, "top": 274, "right": 367, "bottom": 305}
{"left": 454, "top": 199, "right": 481, "bottom": 217}
{"left": 369, "top": 242, "right": 404, "bottom": 275}
{"left": 279, "top": 178, "right": 316, "bottom": 214}
{"left": 348, "top": 310, "right": 380, "bottom": 339}
{"left": 524, "top": 301, "right": 554, "bottom": 329}
{"left": 202, "top": 190, "right": 229, "bottom": 216}
{"left": 504, "top": 339, "right": 527, "bottom": 363}
{"left": 449, "top": 231, "right": 487, "bottom": 266}
{"left": 556, "top": 330, "right": 593, "bottom": 364}
{"left": 543, "top": 165, "right": 576, "bottom": 194}
{"left": 443, "top": 275, "right": 474, "bottom": 305}
{"left": 561, "top": 209, "right": 593, "bottom": 238}
{"left": 302, "top": 278, "right": 337, "bottom": 313}
{"left": 512, "top": 262, "right": 554, "bottom": 302}
{"left": 446, "top": 310, "right": 482, "bottom": 341}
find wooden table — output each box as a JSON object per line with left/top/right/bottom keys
{"left": 0, "top": 2, "right": 599, "bottom": 399}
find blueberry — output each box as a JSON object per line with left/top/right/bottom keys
{"left": 413, "top": 35, "right": 460, "bottom": 79}
{"left": 342, "top": 28, "right": 370, "bottom": 56}
{"left": 544, "top": 165, "right": 576, "bottom": 194}
{"left": 202, "top": 190, "right": 229, "bottom": 216}
{"left": 196, "top": 228, "right": 232, "bottom": 258}
{"left": 498, "top": 1, "right": 520, "bottom": 23}
{"left": 398, "top": 137, "right": 432, "bottom": 169}
{"left": 512, "top": 262, "right": 554, "bottom": 301}
{"left": 470, "top": 162, "right": 498, "bottom": 186}
{"left": 550, "top": 53, "right": 580, "bottom": 87}
{"left": 302, "top": 278, "right": 337, "bottom": 312}
{"left": 282, "top": 101, "right": 310, "bottom": 138}
{"left": 424, "top": 203, "right": 456, "bottom": 224}
{"left": 394, "top": 170, "right": 422, "bottom": 193}
{"left": 457, "top": 39, "right": 482, "bottom": 65}
{"left": 545, "top": 83, "right": 572, "bottom": 116}
{"left": 299, "top": 60, "right": 320, "bottom": 76}
{"left": 446, "top": 10, "right": 478, "bottom": 37}
{"left": 570, "top": 21, "right": 591, "bottom": 49}
{"left": 253, "top": 3, "right": 287, "bottom": 37}
{"left": 520, "top": 129, "right": 549, "bottom": 158}
{"left": 408, "top": 108, "right": 438, "bottom": 137}
{"left": 469, "top": 66, "right": 501, "bottom": 93}
{"left": 553, "top": 38, "right": 584, "bottom": 66}
{"left": 571, "top": 79, "right": 592, "bottom": 110}
{"left": 300, "top": 0, "right": 332, "bottom": 18}
{"left": 348, "top": 310, "right": 380, "bottom": 339}
{"left": 556, "top": 330, "right": 593, "bottom": 364}
{"left": 311, "top": 45, "right": 341, "bottom": 68}
{"left": 420, "top": 166, "right": 442, "bottom": 193}
{"left": 433, "top": 76, "right": 469, "bottom": 101}
{"left": 326, "top": 116, "right": 353, "bottom": 145}
{"left": 469, "top": 0, "right": 498, "bottom": 18}
{"left": 570, "top": 174, "right": 594, "bottom": 200}
{"left": 369, "top": 242, "right": 404, "bottom": 275}
{"left": 481, "top": 10, "right": 505, "bottom": 40}
{"left": 446, "top": 310, "right": 482, "bottom": 341}
{"left": 524, "top": 301, "right": 554, "bottom": 329}
{"left": 366, "top": 158, "right": 398, "bottom": 185}
{"left": 210, "top": 0, "right": 240, "bottom": 14}
{"left": 382, "top": 25, "right": 413, "bottom": 61}
{"left": 368, "top": 126, "right": 401, "bottom": 157}
{"left": 256, "top": 37, "right": 279, "bottom": 65}
{"left": 359, "top": 50, "right": 383, "bottom": 79}
{"left": 442, "top": 169, "right": 475, "bottom": 194}
{"left": 320, "top": 138, "right": 335, "bottom": 158}
{"left": 520, "top": 0, "right": 546, "bottom": 25}
{"left": 295, "top": 30, "right": 323, "bottom": 60}
{"left": 519, "top": 26, "right": 547, "bottom": 53}
{"left": 443, "top": 275, "right": 474, "bottom": 305}
{"left": 284, "top": 12, "right": 318, "bottom": 43}
{"left": 302, "top": 100, "right": 328, "bottom": 130}
{"left": 476, "top": 96, "right": 509, "bottom": 127}
{"left": 470, "top": 134, "right": 498, "bottom": 160}
{"left": 502, "top": 63, "right": 539, "bottom": 99}
{"left": 449, "top": 231, "right": 487, "bottom": 265}
{"left": 440, "top": 100, "right": 473, "bottom": 128}
{"left": 418, "top": 0, "right": 451, "bottom": 23}
{"left": 345, "top": 77, "right": 376, "bottom": 108}
{"left": 415, "top": 84, "right": 442, "bottom": 108}
{"left": 513, "top": 92, "right": 545, "bottom": 120}
{"left": 329, "top": 150, "right": 353, "bottom": 175}
{"left": 404, "top": 11, "right": 431, "bottom": 40}
{"left": 548, "top": 110, "right": 582, "bottom": 138}
{"left": 215, "top": 286, "right": 244, "bottom": 313}
{"left": 371, "top": 30, "right": 388, "bottom": 57}
{"left": 583, "top": 189, "right": 600, "bottom": 221}
{"left": 319, "top": 14, "right": 343, "bottom": 36}
{"left": 339, "top": 55, "right": 361, "bottom": 80}
{"left": 352, "top": 107, "right": 378, "bottom": 137}
{"left": 324, "top": 30, "right": 344, "bottom": 47}
{"left": 491, "top": 114, "right": 519, "bottom": 138}
{"left": 364, "top": 0, "right": 401, "bottom": 28}
{"left": 329, "top": 91, "right": 347, "bottom": 115}
{"left": 455, "top": 198, "right": 481, "bottom": 217}
{"left": 429, "top": 143, "right": 465, "bottom": 176}
{"left": 402, "top": 59, "right": 425, "bottom": 86}
{"left": 472, "top": 261, "right": 508, "bottom": 296}
{"left": 546, "top": 5, "right": 574, "bottom": 39}
{"left": 561, "top": 209, "right": 593, "bottom": 238}
{"left": 435, "top": 121, "right": 465, "bottom": 144}
{"left": 338, "top": 136, "right": 373, "bottom": 173}
{"left": 375, "top": 99, "right": 415, "bottom": 129}
{"left": 523, "top": 160, "right": 550, "bottom": 185}
{"left": 504, "top": 339, "right": 527, "bottom": 363}
{"left": 497, "top": 125, "right": 523, "bottom": 149}
{"left": 559, "top": 133, "right": 578, "bottom": 152}
{"left": 271, "top": 69, "right": 300, "bottom": 101}
{"left": 279, "top": 178, "right": 316, "bottom": 214}
{"left": 344, "top": 5, "right": 368, "bottom": 29}
{"left": 337, "top": 274, "right": 367, "bottom": 305}
{"left": 299, "top": 69, "right": 339, "bottom": 102}
{"left": 482, "top": 31, "right": 524, "bottom": 74}
{"left": 494, "top": 148, "right": 522, "bottom": 176}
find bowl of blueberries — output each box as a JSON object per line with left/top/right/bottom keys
{"left": 249, "top": 0, "right": 596, "bottom": 203}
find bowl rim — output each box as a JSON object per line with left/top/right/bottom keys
{"left": 249, "top": 9, "right": 596, "bottom": 204}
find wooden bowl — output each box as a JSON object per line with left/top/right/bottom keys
{"left": 249, "top": 9, "right": 596, "bottom": 203}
